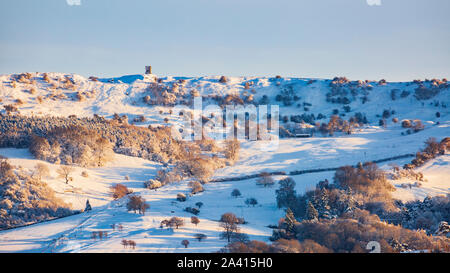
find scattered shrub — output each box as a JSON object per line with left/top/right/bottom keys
{"left": 176, "top": 193, "right": 187, "bottom": 202}
{"left": 111, "top": 184, "right": 132, "bottom": 200}
{"left": 181, "top": 240, "right": 190, "bottom": 248}
{"left": 245, "top": 198, "right": 258, "bottom": 207}
{"left": 184, "top": 207, "right": 200, "bottom": 215}
{"left": 0, "top": 157, "right": 73, "bottom": 230}
{"left": 191, "top": 216, "right": 200, "bottom": 226}
{"left": 256, "top": 172, "right": 275, "bottom": 187}
{"left": 231, "top": 189, "right": 242, "bottom": 198}
{"left": 188, "top": 181, "right": 204, "bottom": 194}
{"left": 145, "top": 179, "right": 162, "bottom": 190}
{"left": 33, "top": 163, "right": 50, "bottom": 181}
{"left": 195, "top": 233, "right": 207, "bottom": 242}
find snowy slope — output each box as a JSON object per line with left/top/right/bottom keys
{"left": 0, "top": 148, "right": 331, "bottom": 253}
{"left": 1, "top": 73, "right": 448, "bottom": 127}
{"left": 391, "top": 155, "right": 450, "bottom": 202}
{"left": 213, "top": 122, "right": 450, "bottom": 179}
{"left": 0, "top": 72, "right": 449, "bottom": 253}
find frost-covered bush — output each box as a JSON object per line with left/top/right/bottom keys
{"left": 414, "top": 85, "right": 440, "bottom": 100}
{"left": 30, "top": 127, "right": 114, "bottom": 167}
{"left": 176, "top": 193, "right": 187, "bottom": 202}
{"left": 160, "top": 217, "right": 184, "bottom": 229}
{"left": 184, "top": 207, "right": 200, "bottom": 215}
{"left": 195, "top": 233, "right": 207, "bottom": 241}
{"left": 391, "top": 195, "right": 450, "bottom": 236}
{"left": 4, "top": 104, "right": 18, "bottom": 113}
{"left": 144, "top": 179, "right": 162, "bottom": 190}
{"left": 175, "top": 157, "right": 216, "bottom": 183}
{"left": 224, "top": 139, "right": 240, "bottom": 162}
{"left": 188, "top": 181, "right": 204, "bottom": 194}
{"left": 318, "top": 115, "right": 354, "bottom": 136}
{"left": 404, "top": 137, "right": 447, "bottom": 169}
{"left": 402, "top": 119, "right": 412, "bottom": 128}
{"left": 245, "top": 198, "right": 258, "bottom": 207}
{"left": 290, "top": 211, "right": 447, "bottom": 253}
{"left": 256, "top": 172, "right": 275, "bottom": 187}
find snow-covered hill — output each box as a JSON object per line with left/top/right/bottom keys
{"left": 0, "top": 72, "right": 448, "bottom": 253}
{"left": 0, "top": 148, "right": 328, "bottom": 253}
{"left": 0, "top": 72, "right": 448, "bottom": 127}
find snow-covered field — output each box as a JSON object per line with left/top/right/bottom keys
{"left": 0, "top": 148, "right": 331, "bottom": 253}
{"left": 391, "top": 155, "right": 450, "bottom": 202}
{"left": 0, "top": 72, "right": 448, "bottom": 252}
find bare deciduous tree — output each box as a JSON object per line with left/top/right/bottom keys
{"left": 33, "top": 163, "right": 50, "bottom": 181}
{"left": 219, "top": 213, "right": 239, "bottom": 243}
{"left": 181, "top": 240, "right": 190, "bottom": 248}
{"left": 57, "top": 165, "right": 74, "bottom": 184}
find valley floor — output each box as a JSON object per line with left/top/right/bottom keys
{"left": 0, "top": 122, "right": 448, "bottom": 253}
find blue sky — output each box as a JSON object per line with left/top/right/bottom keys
{"left": 0, "top": 0, "right": 449, "bottom": 81}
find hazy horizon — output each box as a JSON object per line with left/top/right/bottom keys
{"left": 1, "top": 0, "right": 449, "bottom": 81}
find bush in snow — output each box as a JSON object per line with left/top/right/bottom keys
{"left": 184, "top": 207, "right": 200, "bottom": 215}
{"left": 121, "top": 239, "right": 136, "bottom": 249}
{"left": 414, "top": 85, "right": 440, "bottom": 100}
{"left": 4, "top": 104, "right": 18, "bottom": 114}
{"left": 191, "top": 216, "right": 200, "bottom": 226}
{"left": 169, "top": 217, "right": 184, "bottom": 229}
{"left": 256, "top": 172, "right": 275, "bottom": 187}
{"left": 0, "top": 115, "right": 199, "bottom": 166}
{"left": 195, "top": 233, "right": 207, "bottom": 242}
{"left": 231, "top": 232, "right": 250, "bottom": 244}
{"left": 144, "top": 179, "right": 162, "bottom": 190}
{"left": 29, "top": 127, "right": 114, "bottom": 167}
{"left": 188, "top": 181, "right": 204, "bottom": 194}
{"left": 231, "top": 189, "right": 241, "bottom": 198}
{"left": 224, "top": 139, "right": 240, "bottom": 162}
{"left": 111, "top": 183, "right": 133, "bottom": 200}
{"left": 402, "top": 119, "right": 412, "bottom": 128}
{"left": 176, "top": 193, "right": 187, "bottom": 202}
{"left": 220, "top": 240, "right": 274, "bottom": 253}
{"left": 133, "top": 115, "right": 146, "bottom": 123}
{"left": 181, "top": 240, "right": 190, "bottom": 248}
{"left": 403, "top": 137, "right": 448, "bottom": 170}
{"left": 245, "top": 198, "right": 258, "bottom": 207}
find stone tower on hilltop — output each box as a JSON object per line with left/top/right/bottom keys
{"left": 145, "top": 66, "right": 152, "bottom": 75}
